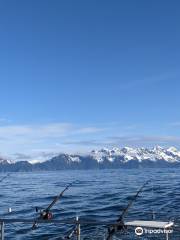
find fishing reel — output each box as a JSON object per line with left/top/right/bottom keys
{"left": 107, "top": 221, "right": 127, "bottom": 240}
{"left": 40, "top": 210, "right": 53, "bottom": 220}
{"left": 35, "top": 207, "right": 53, "bottom": 220}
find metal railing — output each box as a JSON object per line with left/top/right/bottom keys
{"left": 0, "top": 217, "right": 116, "bottom": 240}
{"left": 0, "top": 218, "right": 178, "bottom": 240}
{"left": 0, "top": 217, "right": 83, "bottom": 240}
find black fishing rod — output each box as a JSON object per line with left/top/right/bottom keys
{"left": 32, "top": 182, "right": 74, "bottom": 229}
{"left": 106, "top": 180, "right": 150, "bottom": 240}
{"left": 0, "top": 173, "right": 10, "bottom": 183}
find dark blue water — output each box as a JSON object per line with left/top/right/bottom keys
{"left": 0, "top": 169, "right": 179, "bottom": 239}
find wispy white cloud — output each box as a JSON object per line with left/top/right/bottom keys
{"left": 13, "top": 153, "right": 32, "bottom": 160}
{"left": 169, "top": 122, "right": 180, "bottom": 127}
{"left": 0, "top": 118, "right": 7, "bottom": 122}
{"left": 0, "top": 118, "right": 11, "bottom": 124}
{"left": 63, "top": 135, "right": 180, "bottom": 148}
{"left": 108, "top": 135, "right": 180, "bottom": 147}
{"left": 12, "top": 151, "right": 58, "bottom": 163}
{"left": 76, "top": 127, "right": 105, "bottom": 134}
{"left": 1, "top": 121, "right": 180, "bottom": 158}
{"left": 0, "top": 123, "right": 103, "bottom": 140}
{"left": 119, "top": 72, "right": 178, "bottom": 90}
{"left": 0, "top": 122, "right": 104, "bottom": 154}
{"left": 0, "top": 123, "right": 72, "bottom": 139}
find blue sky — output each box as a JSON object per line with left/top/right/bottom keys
{"left": 0, "top": 1, "right": 180, "bottom": 158}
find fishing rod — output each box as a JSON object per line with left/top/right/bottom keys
{"left": 0, "top": 174, "right": 10, "bottom": 183}
{"left": 64, "top": 216, "right": 81, "bottom": 240}
{"left": 32, "top": 182, "right": 74, "bottom": 229}
{"left": 106, "top": 180, "right": 150, "bottom": 240}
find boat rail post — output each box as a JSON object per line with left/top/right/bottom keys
{"left": 166, "top": 231, "right": 169, "bottom": 240}
{"left": 76, "top": 216, "right": 80, "bottom": 240}
{"left": 0, "top": 221, "right": 4, "bottom": 240}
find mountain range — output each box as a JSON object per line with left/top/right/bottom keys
{"left": 0, "top": 146, "right": 180, "bottom": 172}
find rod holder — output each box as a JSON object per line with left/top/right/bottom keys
{"left": 0, "top": 222, "right": 4, "bottom": 240}
{"left": 166, "top": 232, "right": 169, "bottom": 240}
{"left": 76, "top": 216, "right": 80, "bottom": 240}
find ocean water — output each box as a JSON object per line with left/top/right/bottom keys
{"left": 0, "top": 169, "right": 179, "bottom": 239}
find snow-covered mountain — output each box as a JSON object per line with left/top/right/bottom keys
{"left": 0, "top": 146, "right": 180, "bottom": 172}
{"left": 0, "top": 156, "right": 12, "bottom": 165}
{"left": 90, "top": 146, "right": 180, "bottom": 163}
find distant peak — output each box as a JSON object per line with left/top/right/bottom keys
{"left": 167, "top": 146, "right": 177, "bottom": 152}
{"left": 0, "top": 156, "right": 12, "bottom": 164}
{"left": 153, "top": 146, "right": 164, "bottom": 151}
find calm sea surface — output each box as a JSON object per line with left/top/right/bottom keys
{"left": 0, "top": 169, "right": 179, "bottom": 239}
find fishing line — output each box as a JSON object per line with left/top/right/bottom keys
{"left": 32, "top": 182, "right": 74, "bottom": 230}
{"left": 106, "top": 180, "right": 151, "bottom": 240}
{"left": 150, "top": 179, "right": 155, "bottom": 220}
